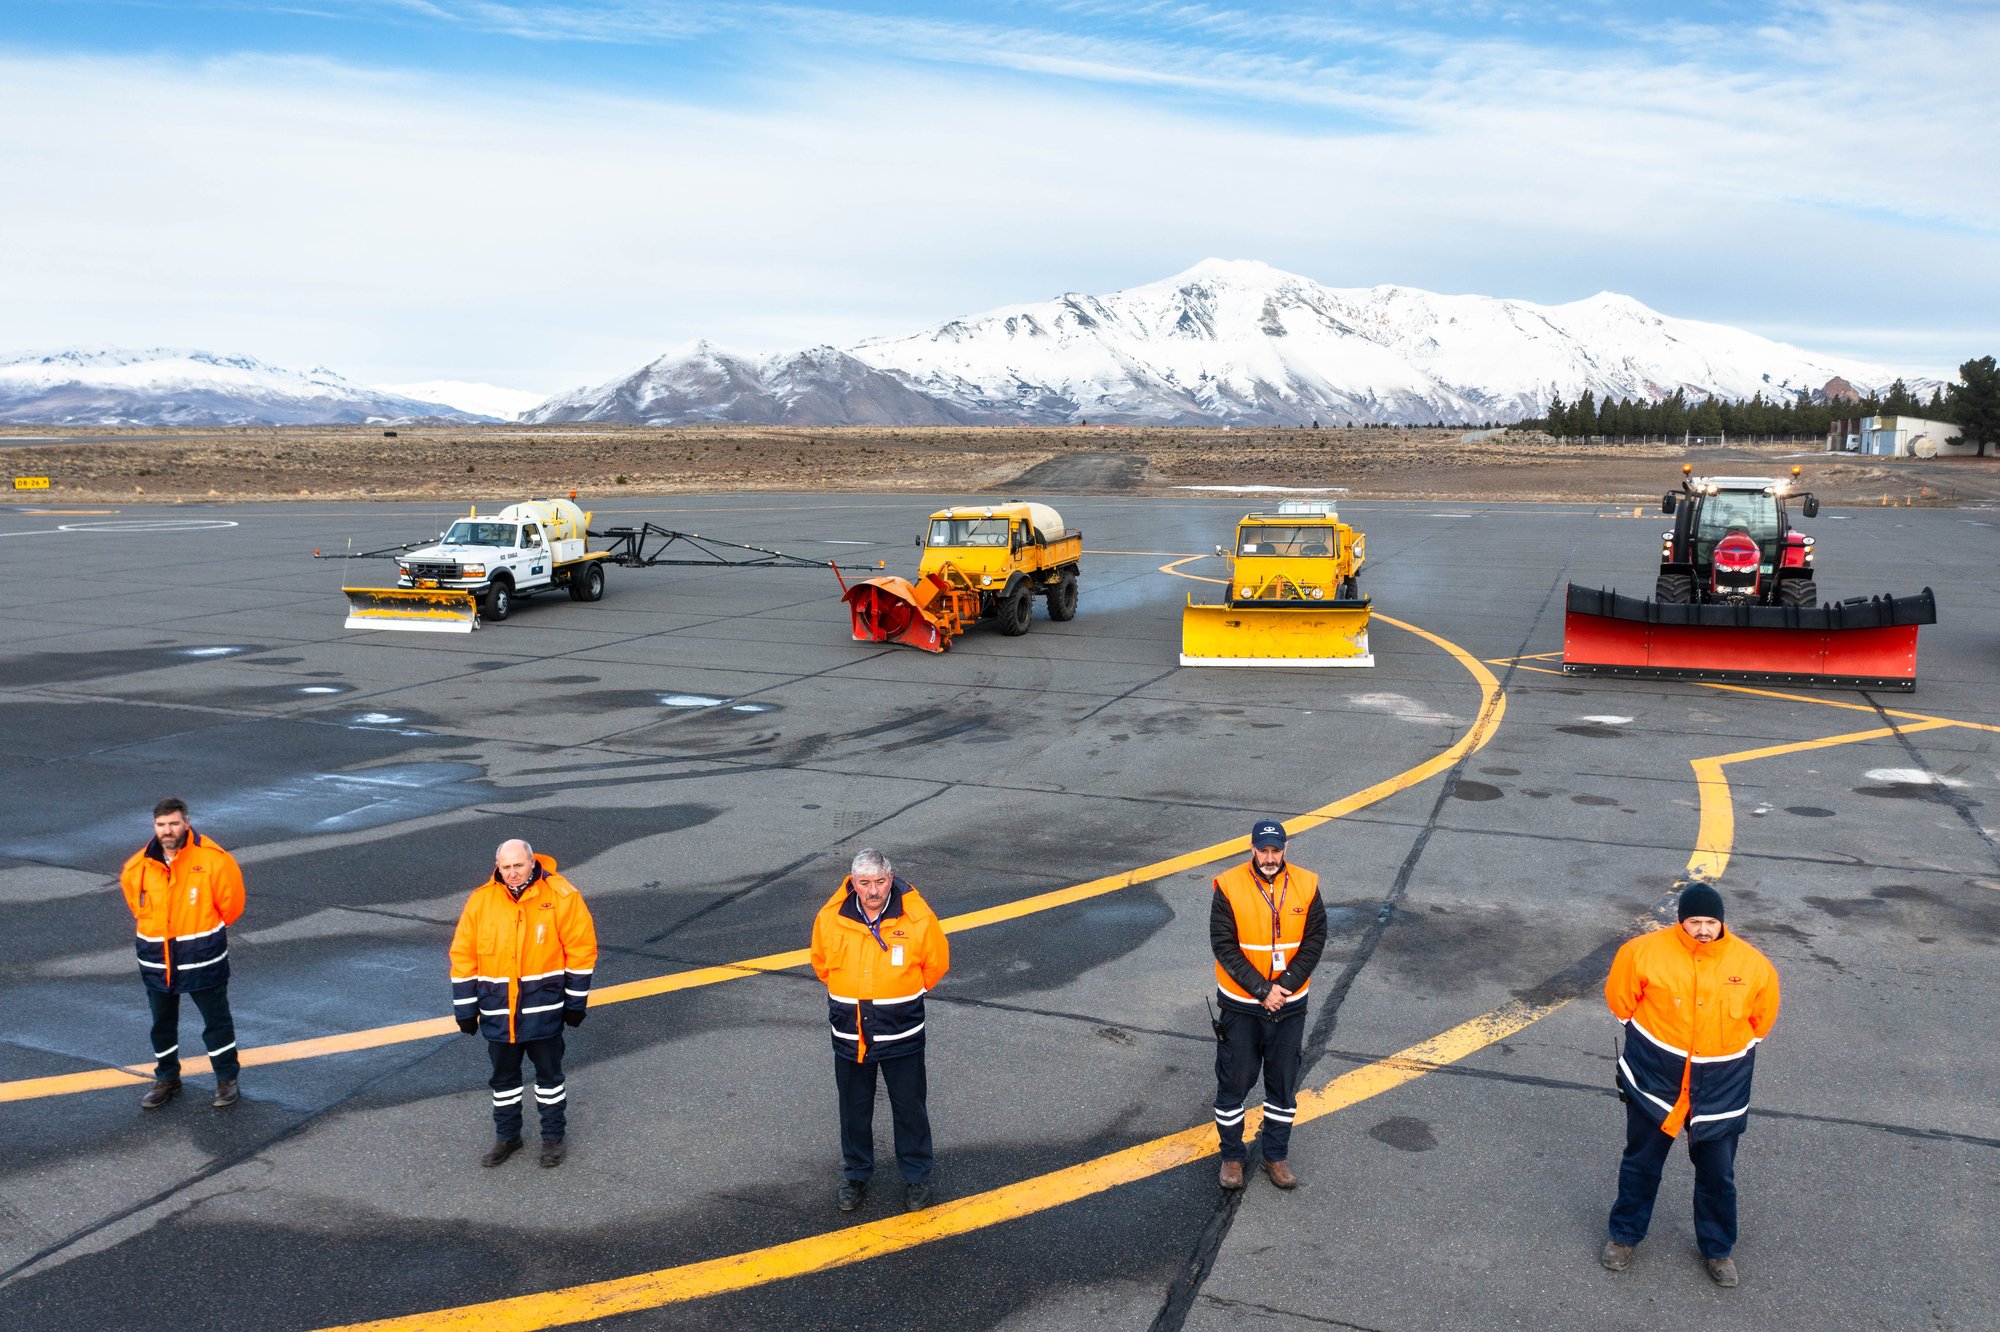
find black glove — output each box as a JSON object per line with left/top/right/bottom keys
{"left": 563, "top": 1008, "right": 586, "bottom": 1028}
{"left": 457, "top": 1016, "right": 479, "bottom": 1035}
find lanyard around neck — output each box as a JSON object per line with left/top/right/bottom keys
{"left": 1252, "top": 867, "right": 1289, "bottom": 953}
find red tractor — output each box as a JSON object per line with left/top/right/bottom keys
{"left": 1656, "top": 464, "right": 1820, "bottom": 608}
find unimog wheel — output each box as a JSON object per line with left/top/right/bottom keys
{"left": 998, "top": 585, "right": 1033, "bottom": 635}
{"left": 1046, "top": 572, "right": 1078, "bottom": 622}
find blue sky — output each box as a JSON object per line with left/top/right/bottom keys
{"left": 4, "top": 1, "right": 1995, "bottom": 392}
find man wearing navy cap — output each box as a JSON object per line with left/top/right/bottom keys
{"left": 1209, "top": 818, "right": 1328, "bottom": 1189}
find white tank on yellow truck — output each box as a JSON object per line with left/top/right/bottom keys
{"left": 844, "top": 501, "right": 1082, "bottom": 652}
{"left": 343, "top": 498, "right": 612, "bottom": 632}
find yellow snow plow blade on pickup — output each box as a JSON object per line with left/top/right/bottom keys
{"left": 342, "top": 586, "right": 479, "bottom": 633}
{"left": 1179, "top": 501, "right": 1373, "bottom": 667}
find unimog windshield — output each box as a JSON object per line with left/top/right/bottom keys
{"left": 928, "top": 517, "right": 1011, "bottom": 547}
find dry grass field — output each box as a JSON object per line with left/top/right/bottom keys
{"left": 1, "top": 424, "right": 1992, "bottom": 505}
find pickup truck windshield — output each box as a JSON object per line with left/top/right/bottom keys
{"left": 1238, "top": 526, "right": 1335, "bottom": 557}
{"left": 928, "top": 518, "right": 1011, "bottom": 547}
{"left": 441, "top": 521, "right": 519, "bottom": 546}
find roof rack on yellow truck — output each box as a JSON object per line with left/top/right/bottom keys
{"left": 844, "top": 501, "right": 1082, "bottom": 652}
{"left": 1180, "top": 500, "right": 1373, "bottom": 667}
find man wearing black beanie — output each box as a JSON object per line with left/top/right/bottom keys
{"left": 1600, "top": 880, "right": 1780, "bottom": 1288}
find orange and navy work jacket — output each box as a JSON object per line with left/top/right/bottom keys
{"left": 449, "top": 854, "right": 599, "bottom": 1044}
{"left": 1608, "top": 924, "right": 1780, "bottom": 1141}
{"left": 120, "top": 830, "right": 245, "bottom": 994}
{"left": 810, "top": 877, "right": 948, "bottom": 1064}
{"left": 1211, "top": 861, "right": 1327, "bottom": 1016}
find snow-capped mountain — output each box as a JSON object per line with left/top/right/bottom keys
{"left": 0, "top": 350, "right": 494, "bottom": 426}
{"left": 377, "top": 380, "right": 546, "bottom": 422}
{"left": 523, "top": 341, "right": 986, "bottom": 426}
{"left": 532, "top": 260, "right": 1904, "bottom": 427}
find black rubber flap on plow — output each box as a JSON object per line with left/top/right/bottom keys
{"left": 1565, "top": 585, "right": 1938, "bottom": 630}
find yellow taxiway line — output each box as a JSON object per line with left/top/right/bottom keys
{"left": 0, "top": 615, "right": 1502, "bottom": 1106}
{"left": 319, "top": 995, "right": 1559, "bottom": 1332}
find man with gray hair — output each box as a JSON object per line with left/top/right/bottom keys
{"left": 810, "top": 848, "right": 950, "bottom": 1212}
{"left": 450, "top": 839, "right": 598, "bottom": 1168}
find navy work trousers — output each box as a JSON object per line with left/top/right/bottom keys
{"left": 488, "top": 1034, "right": 567, "bottom": 1142}
{"left": 1214, "top": 1004, "right": 1304, "bottom": 1163}
{"left": 147, "top": 983, "right": 239, "bottom": 1081}
{"left": 1609, "top": 1097, "right": 1740, "bottom": 1258}
{"left": 833, "top": 1051, "right": 932, "bottom": 1184}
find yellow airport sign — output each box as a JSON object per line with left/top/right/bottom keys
{"left": 13, "top": 476, "right": 50, "bottom": 490}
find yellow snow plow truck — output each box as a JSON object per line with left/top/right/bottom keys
{"left": 844, "top": 501, "right": 1082, "bottom": 652}
{"left": 1180, "top": 500, "right": 1372, "bottom": 666}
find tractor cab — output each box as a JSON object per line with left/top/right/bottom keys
{"left": 1658, "top": 466, "right": 1819, "bottom": 607}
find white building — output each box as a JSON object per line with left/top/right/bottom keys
{"left": 1828, "top": 414, "right": 1967, "bottom": 457}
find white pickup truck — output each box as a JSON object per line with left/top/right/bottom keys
{"left": 393, "top": 499, "right": 608, "bottom": 621}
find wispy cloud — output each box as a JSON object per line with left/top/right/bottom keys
{"left": 1, "top": 1, "right": 1993, "bottom": 385}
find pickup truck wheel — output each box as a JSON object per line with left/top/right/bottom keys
{"left": 998, "top": 586, "right": 1033, "bottom": 636}
{"left": 484, "top": 577, "right": 514, "bottom": 621}
{"left": 1046, "top": 572, "right": 1078, "bottom": 622}
{"left": 573, "top": 563, "right": 605, "bottom": 602}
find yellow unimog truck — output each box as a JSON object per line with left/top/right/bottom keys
{"left": 844, "top": 501, "right": 1082, "bottom": 652}
{"left": 1180, "top": 500, "right": 1372, "bottom": 666}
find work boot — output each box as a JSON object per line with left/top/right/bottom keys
{"left": 480, "top": 1138, "right": 523, "bottom": 1167}
{"left": 211, "top": 1080, "right": 239, "bottom": 1109}
{"left": 539, "top": 1139, "right": 566, "bottom": 1168}
{"left": 836, "top": 1180, "right": 867, "bottom": 1213}
{"left": 1218, "top": 1160, "right": 1246, "bottom": 1190}
{"left": 140, "top": 1079, "right": 181, "bottom": 1110}
{"left": 1704, "top": 1256, "right": 1739, "bottom": 1288}
{"left": 904, "top": 1180, "right": 936, "bottom": 1212}
{"left": 1262, "top": 1159, "right": 1299, "bottom": 1190}
{"left": 1600, "top": 1240, "right": 1634, "bottom": 1271}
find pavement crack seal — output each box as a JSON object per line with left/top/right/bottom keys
{"left": 0, "top": 614, "right": 1505, "bottom": 1107}
{"left": 0, "top": 1038, "right": 456, "bottom": 1290}
{"left": 1864, "top": 695, "right": 2000, "bottom": 871}
{"left": 313, "top": 997, "right": 1559, "bottom": 1332}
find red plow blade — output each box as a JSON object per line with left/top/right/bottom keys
{"left": 1562, "top": 585, "right": 1937, "bottom": 692}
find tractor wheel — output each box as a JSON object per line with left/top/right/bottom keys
{"left": 1339, "top": 575, "right": 1360, "bottom": 601}
{"left": 1779, "top": 578, "right": 1818, "bottom": 609}
{"left": 1654, "top": 574, "right": 1693, "bottom": 604}
{"left": 573, "top": 563, "right": 606, "bottom": 602}
{"left": 484, "top": 577, "right": 514, "bottom": 622}
{"left": 998, "top": 586, "right": 1033, "bottom": 635}
{"left": 1046, "top": 573, "right": 1079, "bottom": 622}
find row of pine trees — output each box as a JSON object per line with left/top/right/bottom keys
{"left": 1521, "top": 380, "right": 1949, "bottom": 441}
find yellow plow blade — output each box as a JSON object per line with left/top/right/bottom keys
{"left": 1179, "top": 600, "right": 1372, "bottom": 667}
{"left": 342, "top": 586, "right": 480, "bottom": 633}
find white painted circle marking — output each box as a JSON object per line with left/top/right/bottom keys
{"left": 58, "top": 519, "right": 239, "bottom": 533}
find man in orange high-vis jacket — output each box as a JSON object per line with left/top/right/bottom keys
{"left": 449, "top": 839, "right": 598, "bottom": 1169}
{"left": 1602, "top": 881, "right": 1780, "bottom": 1288}
{"left": 120, "top": 797, "right": 247, "bottom": 1111}
{"left": 810, "top": 847, "right": 949, "bottom": 1215}
{"left": 1211, "top": 818, "right": 1327, "bottom": 1192}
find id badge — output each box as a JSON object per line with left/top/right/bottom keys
{"left": 891, "top": 945, "right": 905, "bottom": 967}
{"left": 1272, "top": 948, "right": 1287, "bottom": 972}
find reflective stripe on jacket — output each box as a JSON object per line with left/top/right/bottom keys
{"left": 809, "top": 877, "right": 949, "bottom": 1064}
{"left": 1211, "top": 861, "right": 1325, "bottom": 1015}
{"left": 1607, "top": 923, "right": 1780, "bottom": 1141}
{"left": 448, "top": 854, "right": 599, "bottom": 1044}
{"left": 120, "top": 831, "right": 245, "bottom": 993}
